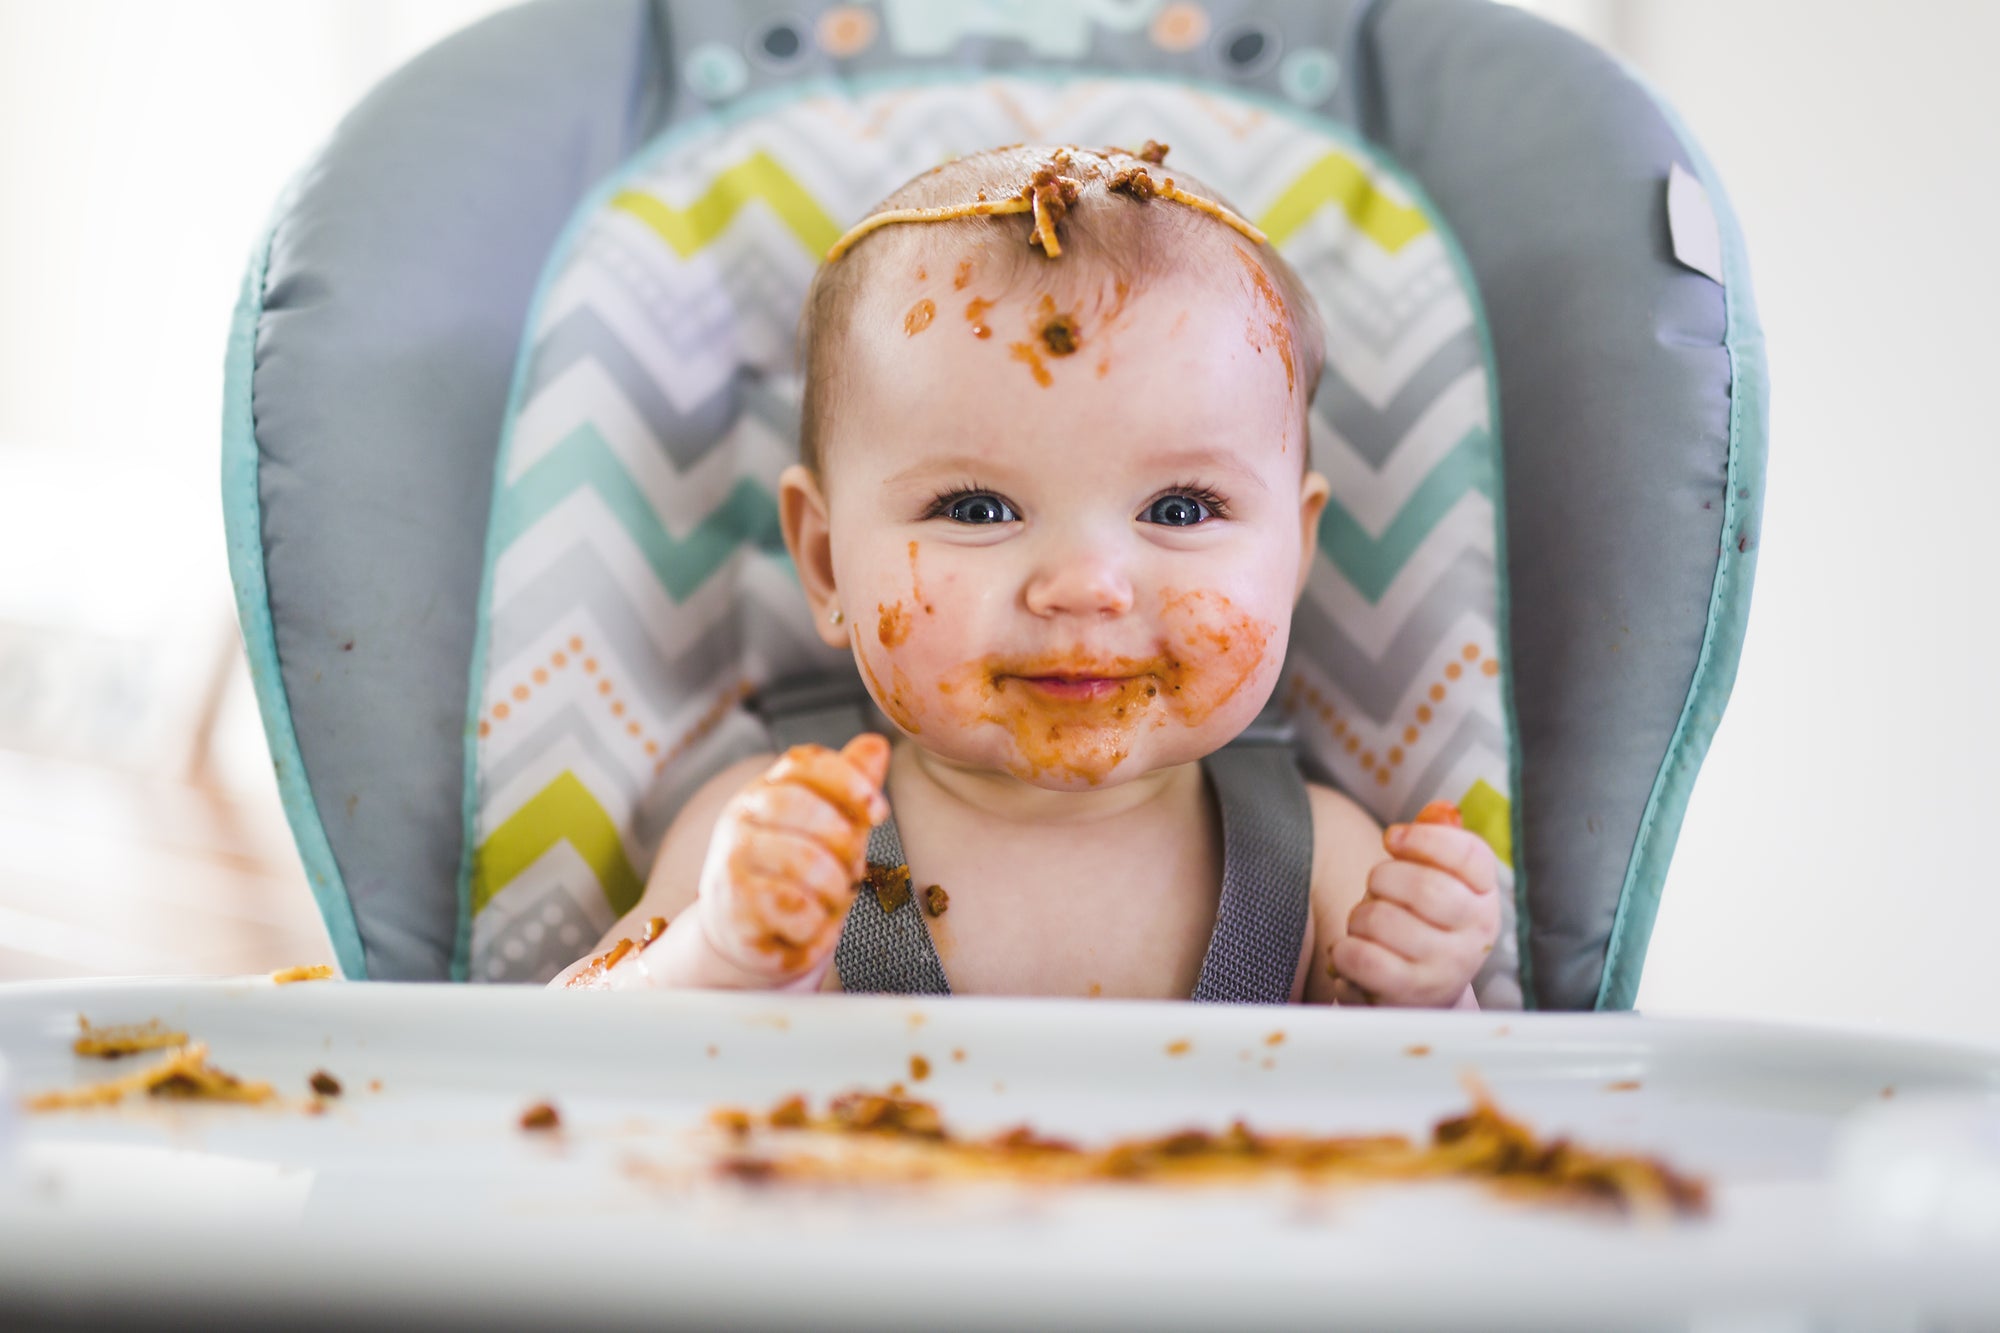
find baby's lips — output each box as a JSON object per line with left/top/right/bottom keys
{"left": 838, "top": 733, "right": 892, "bottom": 823}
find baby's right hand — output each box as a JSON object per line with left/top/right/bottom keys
{"left": 694, "top": 735, "right": 891, "bottom": 988}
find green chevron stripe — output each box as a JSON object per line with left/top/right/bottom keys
{"left": 1458, "top": 778, "right": 1513, "bottom": 868}
{"left": 497, "top": 422, "right": 784, "bottom": 601}
{"left": 1317, "top": 427, "right": 1494, "bottom": 603}
{"left": 1259, "top": 150, "right": 1432, "bottom": 254}
{"left": 610, "top": 149, "right": 841, "bottom": 260}
{"left": 471, "top": 770, "right": 642, "bottom": 917}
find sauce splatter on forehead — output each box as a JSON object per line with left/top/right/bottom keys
{"left": 965, "top": 296, "right": 994, "bottom": 339}
{"left": 1232, "top": 248, "right": 1296, "bottom": 396}
{"left": 1008, "top": 340, "right": 1053, "bottom": 388}
{"left": 1036, "top": 293, "right": 1081, "bottom": 357}
{"left": 904, "top": 298, "right": 935, "bottom": 335}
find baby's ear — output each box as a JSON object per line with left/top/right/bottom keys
{"left": 778, "top": 465, "right": 846, "bottom": 648}
{"left": 1294, "top": 470, "right": 1331, "bottom": 602}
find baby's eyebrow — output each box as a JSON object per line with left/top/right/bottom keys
{"left": 881, "top": 454, "right": 1004, "bottom": 490}
{"left": 1137, "top": 446, "right": 1271, "bottom": 492}
{"left": 881, "top": 447, "right": 1272, "bottom": 493}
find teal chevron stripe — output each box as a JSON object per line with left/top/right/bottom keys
{"left": 496, "top": 422, "right": 784, "bottom": 601}
{"left": 1316, "top": 427, "right": 1495, "bottom": 604}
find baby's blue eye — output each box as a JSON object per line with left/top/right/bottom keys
{"left": 1141, "top": 494, "right": 1213, "bottom": 526}
{"left": 944, "top": 493, "right": 1018, "bottom": 525}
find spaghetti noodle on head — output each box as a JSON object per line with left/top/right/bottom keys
{"left": 798, "top": 143, "right": 1324, "bottom": 476}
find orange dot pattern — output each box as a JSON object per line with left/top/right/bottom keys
{"left": 479, "top": 635, "right": 751, "bottom": 776}
{"left": 1283, "top": 641, "right": 1502, "bottom": 795}
{"left": 482, "top": 636, "right": 656, "bottom": 768}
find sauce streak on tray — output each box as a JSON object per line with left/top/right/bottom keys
{"left": 699, "top": 1078, "right": 1709, "bottom": 1219}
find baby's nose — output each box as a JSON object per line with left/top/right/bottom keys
{"left": 1023, "top": 550, "right": 1135, "bottom": 619}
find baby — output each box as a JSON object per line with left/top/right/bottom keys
{"left": 552, "top": 144, "right": 1500, "bottom": 1005}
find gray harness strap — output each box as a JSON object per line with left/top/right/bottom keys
{"left": 837, "top": 812, "right": 953, "bottom": 996}
{"left": 1189, "top": 731, "right": 1315, "bottom": 1003}
{"left": 752, "top": 680, "right": 1312, "bottom": 1002}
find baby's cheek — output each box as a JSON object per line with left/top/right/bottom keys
{"left": 1155, "top": 587, "right": 1281, "bottom": 728}
{"left": 854, "top": 541, "right": 955, "bottom": 737}
{"left": 856, "top": 638, "right": 925, "bottom": 736}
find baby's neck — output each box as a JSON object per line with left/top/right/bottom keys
{"left": 897, "top": 740, "right": 1202, "bottom": 828}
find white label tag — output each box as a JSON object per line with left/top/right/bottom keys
{"left": 1666, "top": 161, "right": 1725, "bottom": 286}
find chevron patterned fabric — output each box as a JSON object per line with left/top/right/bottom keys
{"left": 465, "top": 77, "right": 1521, "bottom": 1005}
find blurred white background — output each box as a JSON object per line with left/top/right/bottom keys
{"left": 0, "top": 0, "right": 1993, "bottom": 1043}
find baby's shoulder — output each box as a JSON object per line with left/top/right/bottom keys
{"left": 1298, "top": 782, "right": 1385, "bottom": 1003}
{"left": 673, "top": 752, "right": 776, "bottom": 833}
{"left": 1303, "top": 780, "right": 1383, "bottom": 912}
{"left": 646, "top": 751, "right": 776, "bottom": 893}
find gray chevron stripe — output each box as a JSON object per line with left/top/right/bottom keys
{"left": 586, "top": 225, "right": 753, "bottom": 360}
{"left": 1402, "top": 712, "right": 1512, "bottom": 809}
{"left": 1288, "top": 548, "right": 1498, "bottom": 724}
{"left": 472, "top": 880, "right": 602, "bottom": 985}
{"left": 597, "top": 213, "right": 813, "bottom": 361}
{"left": 716, "top": 246, "right": 812, "bottom": 351}
{"left": 1292, "top": 248, "right": 1462, "bottom": 359}
{"left": 482, "top": 699, "right": 652, "bottom": 812}
{"left": 525, "top": 306, "right": 740, "bottom": 470}
{"left": 738, "top": 369, "right": 802, "bottom": 448}
{"left": 1311, "top": 333, "right": 1486, "bottom": 469}
{"left": 496, "top": 537, "right": 829, "bottom": 689}
{"left": 490, "top": 545, "right": 753, "bottom": 720}
{"left": 630, "top": 707, "right": 778, "bottom": 854}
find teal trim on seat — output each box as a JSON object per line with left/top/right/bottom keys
{"left": 1595, "top": 79, "right": 1769, "bottom": 1011}
{"left": 221, "top": 183, "right": 370, "bottom": 980}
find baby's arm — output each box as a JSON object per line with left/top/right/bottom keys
{"left": 1301, "top": 789, "right": 1499, "bottom": 1008}
{"left": 548, "top": 737, "right": 890, "bottom": 991}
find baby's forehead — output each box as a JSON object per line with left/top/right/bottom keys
{"left": 834, "top": 249, "right": 1304, "bottom": 466}
{"left": 853, "top": 228, "right": 1259, "bottom": 320}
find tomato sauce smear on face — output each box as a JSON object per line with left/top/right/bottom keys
{"left": 932, "top": 589, "right": 1275, "bottom": 785}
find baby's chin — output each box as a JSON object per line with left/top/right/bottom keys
{"left": 906, "top": 721, "right": 1224, "bottom": 792}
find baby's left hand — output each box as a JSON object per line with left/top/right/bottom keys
{"left": 1331, "top": 809, "right": 1500, "bottom": 1009}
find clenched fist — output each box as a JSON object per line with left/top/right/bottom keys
{"left": 694, "top": 735, "right": 891, "bottom": 987}
{"left": 1331, "top": 801, "right": 1500, "bottom": 1009}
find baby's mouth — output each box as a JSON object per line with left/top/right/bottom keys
{"left": 1012, "top": 674, "right": 1139, "bottom": 701}
{"left": 988, "top": 655, "right": 1166, "bottom": 705}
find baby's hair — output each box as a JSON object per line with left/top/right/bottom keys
{"left": 798, "top": 143, "right": 1326, "bottom": 475}
{"left": 822, "top": 141, "right": 1266, "bottom": 260}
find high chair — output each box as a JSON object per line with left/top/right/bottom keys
{"left": 223, "top": 0, "right": 1765, "bottom": 1009}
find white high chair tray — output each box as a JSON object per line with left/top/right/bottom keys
{"left": 1, "top": 979, "right": 1997, "bottom": 1330}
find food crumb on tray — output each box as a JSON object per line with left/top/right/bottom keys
{"left": 73, "top": 1016, "right": 187, "bottom": 1058}
{"left": 24, "top": 1043, "right": 275, "bottom": 1111}
{"left": 519, "top": 1101, "right": 562, "bottom": 1131}
{"left": 271, "top": 964, "right": 335, "bottom": 984}
{"left": 309, "top": 1070, "right": 343, "bottom": 1096}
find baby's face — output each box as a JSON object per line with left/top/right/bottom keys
{"left": 789, "top": 246, "right": 1327, "bottom": 790}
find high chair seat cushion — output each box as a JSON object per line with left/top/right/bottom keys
{"left": 462, "top": 73, "right": 1524, "bottom": 1003}
{"left": 225, "top": 0, "right": 1763, "bottom": 1010}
